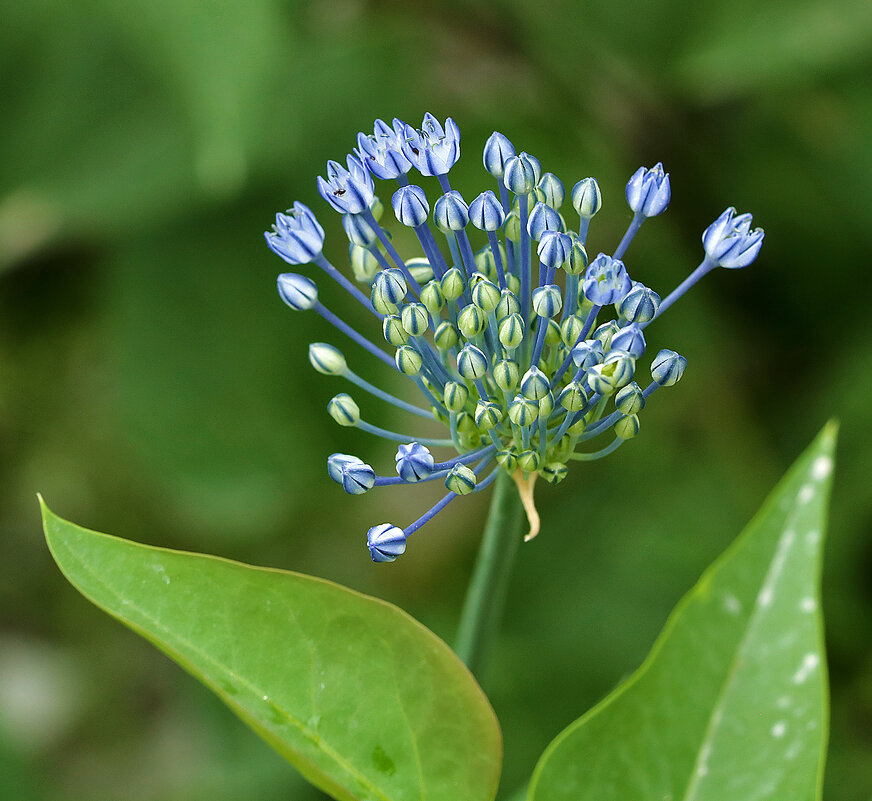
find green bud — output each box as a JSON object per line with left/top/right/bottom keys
{"left": 496, "top": 289, "right": 521, "bottom": 322}
{"left": 537, "top": 391, "right": 554, "bottom": 418}
{"left": 475, "top": 400, "right": 504, "bottom": 431}
{"left": 493, "top": 358, "right": 520, "bottom": 392}
{"left": 443, "top": 381, "right": 469, "bottom": 413}
{"left": 350, "top": 245, "right": 379, "bottom": 283}
{"left": 558, "top": 380, "right": 589, "bottom": 411}
{"left": 615, "top": 382, "right": 646, "bottom": 414}
{"left": 383, "top": 315, "right": 409, "bottom": 346}
{"left": 497, "top": 447, "right": 519, "bottom": 472}
{"left": 457, "top": 344, "right": 489, "bottom": 380}
{"left": 504, "top": 209, "right": 521, "bottom": 242}
{"left": 401, "top": 302, "right": 429, "bottom": 336}
{"left": 433, "top": 320, "right": 459, "bottom": 351}
{"left": 406, "top": 257, "right": 433, "bottom": 285}
{"left": 474, "top": 244, "right": 506, "bottom": 281}
{"left": 561, "top": 315, "right": 584, "bottom": 348}
{"left": 551, "top": 435, "right": 574, "bottom": 463}
{"left": 372, "top": 293, "right": 398, "bottom": 316}
{"left": 370, "top": 195, "right": 384, "bottom": 222}
{"left": 614, "top": 413, "right": 640, "bottom": 440}
{"left": 568, "top": 416, "right": 587, "bottom": 435}
{"left": 328, "top": 393, "right": 359, "bottom": 426}
{"left": 395, "top": 345, "right": 423, "bottom": 375}
{"left": 594, "top": 320, "right": 620, "bottom": 349}
{"left": 517, "top": 449, "right": 540, "bottom": 472}
{"left": 440, "top": 267, "right": 466, "bottom": 301}
{"left": 544, "top": 318, "right": 562, "bottom": 346}
{"left": 458, "top": 430, "right": 483, "bottom": 450}
{"left": 499, "top": 313, "right": 525, "bottom": 349}
{"left": 564, "top": 235, "right": 589, "bottom": 275}
{"left": 308, "top": 342, "right": 347, "bottom": 375}
{"left": 420, "top": 280, "right": 445, "bottom": 313}
{"left": 458, "top": 304, "right": 488, "bottom": 338}
{"left": 445, "top": 464, "right": 477, "bottom": 495}
{"left": 507, "top": 273, "right": 521, "bottom": 297}
{"left": 472, "top": 276, "right": 501, "bottom": 312}
{"left": 541, "top": 462, "right": 568, "bottom": 485}
{"left": 508, "top": 395, "right": 538, "bottom": 427}
{"left": 456, "top": 410, "right": 478, "bottom": 436}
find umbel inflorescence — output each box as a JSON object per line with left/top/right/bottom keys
{"left": 265, "top": 114, "right": 764, "bottom": 563}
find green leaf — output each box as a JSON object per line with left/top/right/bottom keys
{"left": 41, "top": 502, "right": 502, "bottom": 801}
{"left": 529, "top": 421, "right": 836, "bottom": 801}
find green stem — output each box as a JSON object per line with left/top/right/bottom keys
{"left": 454, "top": 469, "right": 524, "bottom": 679}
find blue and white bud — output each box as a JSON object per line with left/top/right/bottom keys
{"left": 309, "top": 342, "right": 347, "bottom": 375}
{"left": 527, "top": 202, "right": 563, "bottom": 241}
{"left": 615, "top": 382, "right": 646, "bottom": 414}
{"left": 317, "top": 155, "right": 375, "bottom": 215}
{"left": 277, "top": 273, "right": 318, "bottom": 310}
{"left": 594, "top": 320, "right": 620, "bottom": 349}
{"left": 391, "top": 184, "right": 430, "bottom": 228}
{"left": 571, "top": 178, "right": 602, "bottom": 219}
{"left": 468, "top": 191, "right": 506, "bottom": 231}
{"left": 327, "top": 453, "right": 360, "bottom": 484}
{"left": 445, "top": 463, "right": 477, "bottom": 495}
{"left": 356, "top": 118, "right": 412, "bottom": 180}
{"left": 537, "top": 173, "right": 565, "bottom": 209}
{"left": 587, "top": 350, "right": 635, "bottom": 394}
{"left": 582, "top": 254, "right": 632, "bottom": 305}
{"left": 532, "top": 284, "right": 562, "bottom": 318}
{"left": 406, "top": 257, "right": 433, "bottom": 285}
{"left": 395, "top": 442, "right": 435, "bottom": 482}
{"left": 401, "top": 303, "right": 429, "bottom": 336}
{"left": 264, "top": 202, "right": 325, "bottom": 265}
{"left": 434, "top": 191, "right": 470, "bottom": 232}
{"left": 619, "top": 282, "right": 661, "bottom": 322}
{"left": 702, "top": 207, "right": 765, "bottom": 269}
{"left": 457, "top": 344, "right": 488, "bottom": 379}
{"left": 401, "top": 113, "right": 461, "bottom": 177}
{"left": 340, "top": 460, "right": 376, "bottom": 495}
{"left": 537, "top": 231, "right": 572, "bottom": 268}
{"left": 503, "top": 152, "right": 541, "bottom": 194}
{"left": 341, "top": 212, "right": 379, "bottom": 247}
{"left": 651, "top": 349, "right": 687, "bottom": 386}
{"left": 367, "top": 523, "right": 407, "bottom": 563}
{"left": 395, "top": 345, "right": 423, "bottom": 375}
{"left": 327, "top": 393, "right": 360, "bottom": 426}
{"left": 483, "top": 131, "right": 516, "bottom": 179}
{"left": 610, "top": 323, "right": 646, "bottom": 358}
{"left": 571, "top": 338, "right": 605, "bottom": 370}
{"left": 493, "top": 358, "right": 520, "bottom": 392}
{"left": 383, "top": 315, "right": 409, "bottom": 346}
{"left": 373, "top": 268, "right": 407, "bottom": 306}
{"left": 625, "top": 162, "right": 671, "bottom": 218}
{"left": 520, "top": 366, "right": 550, "bottom": 400}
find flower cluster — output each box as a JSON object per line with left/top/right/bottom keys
{"left": 265, "top": 113, "right": 764, "bottom": 563}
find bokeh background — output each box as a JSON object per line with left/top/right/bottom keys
{"left": 2, "top": 1, "right": 870, "bottom": 799}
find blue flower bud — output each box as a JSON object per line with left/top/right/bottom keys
{"left": 532, "top": 284, "right": 562, "bottom": 318}
{"left": 651, "top": 349, "right": 687, "bottom": 386}
{"left": 508, "top": 395, "right": 538, "bottom": 426}
{"left": 498, "top": 313, "right": 525, "bottom": 349}
{"left": 440, "top": 267, "right": 466, "bottom": 301}
{"left": 340, "top": 459, "right": 376, "bottom": 494}
{"left": 587, "top": 350, "right": 635, "bottom": 394}
{"left": 327, "top": 393, "right": 360, "bottom": 426}
{"left": 614, "top": 414, "right": 640, "bottom": 440}
{"left": 521, "top": 366, "right": 550, "bottom": 400}
{"left": 434, "top": 191, "right": 470, "bottom": 232}
{"left": 341, "top": 212, "right": 379, "bottom": 247}
{"left": 615, "top": 381, "right": 646, "bottom": 414}
{"left": 564, "top": 234, "right": 589, "bottom": 276}
{"left": 571, "top": 177, "right": 602, "bottom": 219}
{"left": 433, "top": 320, "right": 459, "bottom": 351}
{"left": 395, "top": 442, "right": 434, "bottom": 482}
{"left": 571, "top": 338, "right": 605, "bottom": 369}
{"left": 702, "top": 207, "right": 765, "bottom": 269}
{"left": 356, "top": 119, "right": 412, "bottom": 180}
{"left": 367, "top": 523, "right": 407, "bottom": 563}
{"left": 619, "top": 282, "right": 661, "bottom": 322}
{"left": 457, "top": 304, "right": 488, "bottom": 337}
{"left": 350, "top": 244, "right": 379, "bottom": 282}
{"left": 537, "top": 172, "right": 565, "bottom": 209}
{"left": 373, "top": 268, "right": 407, "bottom": 306}
{"left": 264, "top": 202, "right": 325, "bottom": 265}
{"left": 475, "top": 400, "right": 504, "bottom": 430}
{"left": 401, "top": 113, "right": 461, "bottom": 176}
{"left": 483, "top": 131, "right": 516, "bottom": 178}
{"left": 277, "top": 273, "right": 318, "bottom": 310}
{"left": 457, "top": 344, "right": 488, "bottom": 379}
{"left": 382, "top": 314, "right": 409, "bottom": 346}
{"left": 610, "top": 323, "right": 646, "bottom": 358}
{"left": 527, "top": 202, "right": 563, "bottom": 241}
{"left": 327, "top": 453, "right": 359, "bottom": 483}
{"left": 625, "top": 162, "right": 671, "bottom": 218}
{"left": 443, "top": 381, "right": 469, "bottom": 412}
{"left": 503, "top": 152, "right": 541, "bottom": 194}
{"left": 445, "top": 464, "right": 477, "bottom": 495}
{"left": 468, "top": 191, "right": 506, "bottom": 231}
{"left": 537, "top": 230, "right": 572, "bottom": 268}
{"left": 395, "top": 344, "right": 423, "bottom": 375}
{"left": 582, "top": 254, "right": 632, "bottom": 305}
{"left": 420, "top": 280, "right": 444, "bottom": 313}
{"left": 493, "top": 358, "right": 520, "bottom": 392}
{"left": 309, "top": 342, "right": 347, "bottom": 375}
{"left": 541, "top": 462, "right": 568, "bottom": 485}
{"left": 317, "top": 155, "right": 375, "bottom": 215}
{"left": 391, "top": 184, "right": 430, "bottom": 227}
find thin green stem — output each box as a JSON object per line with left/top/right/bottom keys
{"left": 454, "top": 469, "right": 524, "bottom": 679}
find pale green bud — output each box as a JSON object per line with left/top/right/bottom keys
{"left": 308, "top": 342, "right": 346, "bottom": 375}
{"left": 457, "top": 304, "right": 488, "bottom": 338}
{"left": 475, "top": 400, "right": 504, "bottom": 431}
{"left": 499, "top": 313, "right": 525, "bottom": 349}
{"left": 401, "top": 302, "right": 429, "bottom": 336}
{"left": 508, "top": 395, "right": 538, "bottom": 426}
{"left": 406, "top": 257, "right": 433, "bottom": 285}
{"left": 594, "top": 320, "right": 620, "bottom": 349}
{"left": 541, "top": 462, "right": 568, "bottom": 485}
{"left": 443, "top": 381, "right": 469, "bottom": 413}
{"left": 564, "top": 235, "right": 589, "bottom": 276}
{"left": 614, "top": 414, "right": 640, "bottom": 440}
{"left": 350, "top": 245, "right": 379, "bottom": 282}
{"left": 420, "top": 280, "right": 444, "bottom": 313}
{"left": 517, "top": 449, "right": 540, "bottom": 472}
{"left": 493, "top": 358, "right": 520, "bottom": 392}
{"left": 445, "top": 464, "right": 477, "bottom": 495}
{"left": 434, "top": 321, "right": 459, "bottom": 351}
{"left": 497, "top": 447, "right": 519, "bottom": 472}
{"left": 615, "top": 382, "right": 646, "bottom": 414}
{"left": 496, "top": 289, "right": 521, "bottom": 322}
{"left": 328, "top": 393, "right": 359, "bottom": 426}
{"left": 472, "top": 276, "right": 501, "bottom": 312}
{"left": 558, "top": 380, "right": 589, "bottom": 411}
{"left": 395, "top": 345, "right": 423, "bottom": 375}
{"left": 440, "top": 267, "right": 466, "bottom": 301}
{"left": 561, "top": 315, "right": 585, "bottom": 347}
{"left": 383, "top": 315, "right": 409, "bottom": 346}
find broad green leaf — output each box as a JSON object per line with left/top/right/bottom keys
{"left": 41, "top": 502, "right": 502, "bottom": 801}
{"left": 529, "top": 422, "right": 836, "bottom": 801}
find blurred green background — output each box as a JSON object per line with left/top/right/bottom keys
{"left": 1, "top": 0, "right": 870, "bottom": 799}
